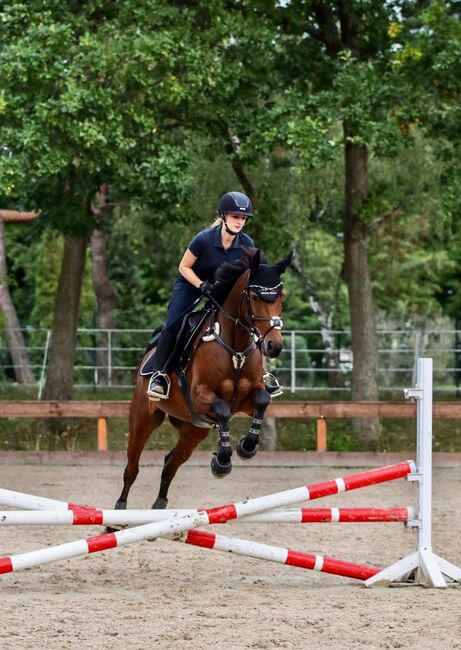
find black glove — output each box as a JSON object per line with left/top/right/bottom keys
{"left": 199, "top": 281, "right": 213, "bottom": 295}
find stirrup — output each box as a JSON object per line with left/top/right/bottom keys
{"left": 147, "top": 372, "right": 171, "bottom": 400}
{"left": 263, "top": 372, "right": 283, "bottom": 398}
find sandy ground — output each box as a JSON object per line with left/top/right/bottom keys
{"left": 0, "top": 461, "right": 460, "bottom": 650}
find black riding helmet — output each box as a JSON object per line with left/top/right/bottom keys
{"left": 217, "top": 191, "right": 254, "bottom": 219}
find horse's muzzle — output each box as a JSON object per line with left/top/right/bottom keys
{"left": 263, "top": 337, "right": 283, "bottom": 358}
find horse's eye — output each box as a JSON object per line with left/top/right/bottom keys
{"left": 251, "top": 294, "right": 259, "bottom": 302}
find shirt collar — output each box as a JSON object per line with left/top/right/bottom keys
{"left": 213, "top": 225, "right": 241, "bottom": 249}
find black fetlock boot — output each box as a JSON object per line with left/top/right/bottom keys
{"left": 146, "top": 330, "right": 176, "bottom": 400}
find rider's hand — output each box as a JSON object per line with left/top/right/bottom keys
{"left": 199, "top": 281, "right": 213, "bottom": 295}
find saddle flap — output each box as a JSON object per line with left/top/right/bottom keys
{"left": 140, "top": 309, "right": 211, "bottom": 377}
{"left": 178, "top": 309, "right": 211, "bottom": 367}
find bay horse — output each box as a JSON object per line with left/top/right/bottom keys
{"left": 113, "top": 248, "right": 292, "bottom": 512}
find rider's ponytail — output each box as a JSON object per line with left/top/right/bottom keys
{"left": 209, "top": 216, "right": 223, "bottom": 228}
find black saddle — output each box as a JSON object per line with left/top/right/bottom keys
{"left": 140, "top": 309, "right": 212, "bottom": 377}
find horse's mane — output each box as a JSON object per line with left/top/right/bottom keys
{"left": 209, "top": 247, "right": 269, "bottom": 305}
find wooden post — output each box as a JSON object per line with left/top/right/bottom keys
{"left": 97, "top": 417, "right": 108, "bottom": 451}
{"left": 316, "top": 417, "right": 327, "bottom": 452}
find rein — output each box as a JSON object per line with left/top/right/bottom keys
{"left": 201, "top": 294, "right": 258, "bottom": 410}
{"left": 205, "top": 293, "right": 259, "bottom": 355}
{"left": 201, "top": 281, "right": 284, "bottom": 410}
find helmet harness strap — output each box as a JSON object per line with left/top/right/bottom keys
{"left": 220, "top": 213, "right": 241, "bottom": 236}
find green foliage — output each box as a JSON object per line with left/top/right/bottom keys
{"left": 5, "top": 225, "right": 95, "bottom": 332}
{"left": 2, "top": 0, "right": 461, "bottom": 393}
{"left": 0, "top": 1, "right": 207, "bottom": 232}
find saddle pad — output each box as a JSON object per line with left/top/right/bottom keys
{"left": 139, "top": 347, "right": 158, "bottom": 377}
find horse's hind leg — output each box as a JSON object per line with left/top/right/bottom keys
{"left": 115, "top": 407, "right": 165, "bottom": 510}
{"left": 152, "top": 417, "right": 209, "bottom": 509}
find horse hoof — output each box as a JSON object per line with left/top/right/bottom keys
{"left": 105, "top": 525, "right": 128, "bottom": 534}
{"left": 115, "top": 499, "right": 127, "bottom": 510}
{"left": 236, "top": 435, "right": 258, "bottom": 460}
{"left": 105, "top": 526, "right": 119, "bottom": 534}
{"left": 152, "top": 497, "right": 168, "bottom": 510}
{"left": 210, "top": 453, "right": 232, "bottom": 479}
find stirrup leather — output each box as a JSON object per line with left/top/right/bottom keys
{"left": 147, "top": 371, "right": 171, "bottom": 400}
{"left": 263, "top": 372, "right": 283, "bottom": 398}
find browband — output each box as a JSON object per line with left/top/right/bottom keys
{"left": 247, "top": 282, "right": 283, "bottom": 303}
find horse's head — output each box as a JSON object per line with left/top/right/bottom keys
{"left": 244, "top": 249, "right": 293, "bottom": 358}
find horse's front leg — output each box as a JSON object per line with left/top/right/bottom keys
{"left": 210, "top": 396, "right": 233, "bottom": 479}
{"left": 237, "top": 388, "right": 271, "bottom": 460}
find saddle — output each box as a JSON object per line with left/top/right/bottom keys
{"left": 139, "top": 309, "right": 212, "bottom": 377}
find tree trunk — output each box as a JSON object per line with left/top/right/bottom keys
{"left": 343, "top": 123, "right": 380, "bottom": 444}
{"left": 90, "top": 229, "right": 117, "bottom": 384}
{"left": 0, "top": 218, "right": 35, "bottom": 383}
{"left": 43, "top": 235, "right": 87, "bottom": 402}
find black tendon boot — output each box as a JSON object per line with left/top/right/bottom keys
{"left": 146, "top": 330, "right": 177, "bottom": 400}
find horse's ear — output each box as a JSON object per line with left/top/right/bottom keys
{"left": 273, "top": 250, "right": 293, "bottom": 275}
{"left": 249, "top": 248, "right": 261, "bottom": 280}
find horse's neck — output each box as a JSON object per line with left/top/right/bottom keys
{"left": 219, "top": 272, "right": 250, "bottom": 343}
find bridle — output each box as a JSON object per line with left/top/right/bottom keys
{"left": 196, "top": 277, "right": 284, "bottom": 409}
{"left": 241, "top": 283, "right": 284, "bottom": 345}
{"left": 205, "top": 280, "right": 284, "bottom": 351}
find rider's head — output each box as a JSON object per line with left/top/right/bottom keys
{"left": 217, "top": 191, "right": 253, "bottom": 236}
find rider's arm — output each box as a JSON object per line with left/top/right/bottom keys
{"left": 178, "top": 248, "right": 203, "bottom": 288}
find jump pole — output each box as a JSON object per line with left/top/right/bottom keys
{"left": 365, "top": 357, "right": 461, "bottom": 588}
{"left": 0, "top": 460, "right": 414, "bottom": 515}
{"left": 175, "top": 529, "right": 381, "bottom": 581}
{"left": 0, "top": 506, "right": 414, "bottom": 526}
{"left": 0, "top": 461, "right": 414, "bottom": 576}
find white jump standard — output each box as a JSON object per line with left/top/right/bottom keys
{"left": 365, "top": 358, "right": 461, "bottom": 588}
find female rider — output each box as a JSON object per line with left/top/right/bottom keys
{"left": 147, "top": 191, "right": 255, "bottom": 399}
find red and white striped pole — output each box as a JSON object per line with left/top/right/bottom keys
{"left": 0, "top": 487, "right": 89, "bottom": 511}
{"left": 0, "top": 519, "right": 382, "bottom": 581}
{"left": 0, "top": 461, "right": 414, "bottom": 575}
{"left": 0, "top": 506, "right": 414, "bottom": 526}
{"left": 177, "top": 529, "right": 382, "bottom": 581}
{"left": 0, "top": 459, "right": 415, "bottom": 516}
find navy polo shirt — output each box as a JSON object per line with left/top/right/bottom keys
{"left": 176, "top": 226, "right": 254, "bottom": 286}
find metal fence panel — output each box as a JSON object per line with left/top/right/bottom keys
{"left": 1, "top": 327, "right": 461, "bottom": 395}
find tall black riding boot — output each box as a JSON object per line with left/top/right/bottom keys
{"left": 146, "top": 330, "right": 177, "bottom": 400}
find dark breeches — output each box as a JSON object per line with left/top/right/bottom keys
{"left": 165, "top": 282, "right": 201, "bottom": 335}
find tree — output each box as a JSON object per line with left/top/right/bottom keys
{"left": 0, "top": 1, "right": 210, "bottom": 402}
{"left": 0, "top": 210, "right": 36, "bottom": 383}
{"left": 219, "top": 1, "right": 450, "bottom": 441}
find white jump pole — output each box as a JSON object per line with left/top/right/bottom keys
{"left": 0, "top": 488, "right": 78, "bottom": 511}
{"left": 0, "top": 461, "right": 414, "bottom": 516}
{"left": 0, "top": 506, "right": 414, "bottom": 526}
{"left": 0, "top": 462, "right": 415, "bottom": 575}
{"left": 365, "top": 357, "right": 461, "bottom": 588}
{"left": 173, "top": 528, "right": 381, "bottom": 581}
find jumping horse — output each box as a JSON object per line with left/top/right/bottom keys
{"left": 113, "top": 248, "right": 292, "bottom": 512}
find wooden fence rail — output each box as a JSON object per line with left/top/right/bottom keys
{"left": 1, "top": 401, "right": 461, "bottom": 452}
